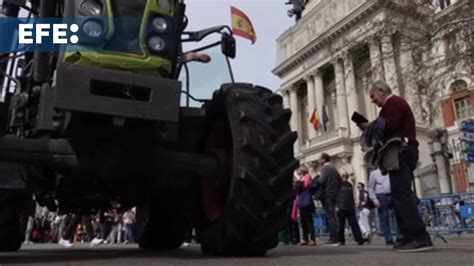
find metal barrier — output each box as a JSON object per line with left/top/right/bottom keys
{"left": 311, "top": 192, "right": 474, "bottom": 241}
{"left": 419, "top": 193, "right": 474, "bottom": 242}
{"left": 314, "top": 209, "right": 328, "bottom": 237}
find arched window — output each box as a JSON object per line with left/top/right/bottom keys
{"left": 450, "top": 80, "right": 472, "bottom": 120}
{"left": 449, "top": 80, "right": 468, "bottom": 92}
{"left": 442, "top": 79, "right": 472, "bottom": 127}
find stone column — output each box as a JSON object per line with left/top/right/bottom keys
{"left": 305, "top": 73, "right": 317, "bottom": 140}
{"left": 434, "top": 150, "right": 452, "bottom": 194}
{"left": 331, "top": 91, "right": 338, "bottom": 133}
{"left": 338, "top": 153, "right": 354, "bottom": 177}
{"left": 314, "top": 70, "right": 324, "bottom": 136}
{"left": 380, "top": 34, "right": 400, "bottom": 95}
{"left": 399, "top": 35, "right": 422, "bottom": 124}
{"left": 362, "top": 76, "right": 377, "bottom": 121}
{"left": 289, "top": 86, "right": 300, "bottom": 153}
{"left": 334, "top": 58, "right": 349, "bottom": 138}
{"left": 369, "top": 36, "right": 384, "bottom": 82}
{"left": 343, "top": 51, "right": 360, "bottom": 137}
{"left": 414, "top": 175, "right": 423, "bottom": 198}
{"left": 281, "top": 90, "right": 289, "bottom": 110}
{"left": 430, "top": 131, "right": 453, "bottom": 194}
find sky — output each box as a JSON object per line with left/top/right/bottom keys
{"left": 1, "top": 0, "right": 294, "bottom": 97}
{"left": 184, "top": 0, "right": 294, "bottom": 91}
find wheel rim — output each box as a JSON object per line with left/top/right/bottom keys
{"left": 200, "top": 121, "right": 231, "bottom": 223}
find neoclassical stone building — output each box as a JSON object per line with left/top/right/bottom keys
{"left": 274, "top": 0, "right": 474, "bottom": 195}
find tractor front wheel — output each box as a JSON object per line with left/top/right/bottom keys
{"left": 198, "top": 83, "right": 298, "bottom": 256}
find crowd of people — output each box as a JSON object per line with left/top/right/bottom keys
{"left": 283, "top": 161, "right": 379, "bottom": 247}
{"left": 279, "top": 80, "right": 434, "bottom": 253}
{"left": 23, "top": 206, "right": 137, "bottom": 248}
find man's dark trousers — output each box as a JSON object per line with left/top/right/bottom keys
{"left": 337, "top": 209, "right": 363, "bottom": 244}
{"left": 322, "top": 197, "right": 338, "bottom": 242}
{"left": 389, "top": 146, "right": 430, "bottom": 243}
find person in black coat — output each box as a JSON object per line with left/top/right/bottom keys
{"left": 317, "top": 153, "right": 341, "bottom": 246}
{"left": 336, "top": 170, "right": 368, "bottom": 246}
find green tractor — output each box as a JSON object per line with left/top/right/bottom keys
{"left": 0, "top": 0, "right": 298, "bottom": 255}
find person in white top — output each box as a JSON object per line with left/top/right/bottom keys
{"left": 368, "top": 168, "right": 394, "bottom": 245}
{"left": 122, "top": 209, "right": 135, "bottom": 244}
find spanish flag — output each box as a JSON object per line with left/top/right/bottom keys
{"left": 231, "top": 6, "right": 257, "bottom": 44}
{"left": 309, "top": 108, "right": 321, "bottom": 131}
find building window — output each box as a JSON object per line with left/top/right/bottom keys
{"left": 450, "top": 80, "right": 472, "bottom": 121}
{"left": 444, "top": 33, "right": 455, "bottom": 50}
{"left": 443, "top": 32, "right": 458, "bottom": 58}
{"left": 439, "top": 0, "right": 455, "bottom": 10}
{"left": 441, "top": 79, "right": 471, "bottom": 127}
{"left": 454, "top": 96, "right": 473, "bottom": 120}
{"left": 449, "top": 79, "right": 468, "bottom": 92}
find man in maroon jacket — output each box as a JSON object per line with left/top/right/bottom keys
{"left": 369, "top": 80, "right": 433, "bottom": 252}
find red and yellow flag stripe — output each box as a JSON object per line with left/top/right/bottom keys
{"left": 231, "top": 6, "right": 257, "bottom": 44}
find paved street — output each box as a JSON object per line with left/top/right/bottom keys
{"left": 1, "top": 235, "right": 473, "bottom": 265}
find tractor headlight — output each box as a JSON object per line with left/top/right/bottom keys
{"left": 147, "top": 36, "right": 166, "bottom": 53}
{"left": 82, "top": 20, "right": 104, "bottom": 38}
{"left": 79, "top": 0, "right": 103, "bottom": 16}
{"left": 151, "top": 17, "right": 168, "bottom": 33}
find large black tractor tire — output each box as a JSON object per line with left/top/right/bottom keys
{"left": 0, "top": 189, "right": 31, "bottom": 251}
{"left": 136, "top": 191, "right": 186, "bottom": 251}
{"left": 198, "top": 83, "right": 298, "bottom": 256}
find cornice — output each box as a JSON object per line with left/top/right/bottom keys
{"left": 273, "top": 0, "right": 434, "bottom": 77}
{"left": 381, "top": 0, "right": 433, "bottom": 20}
{"left": 301, "top": 134, "right": 353, "bottom": 156}
{"left": 434, "top": 0, "right": 470, "bottom": 25}
{"left": 273, "top": 0, "right": 382, "bottom": 77}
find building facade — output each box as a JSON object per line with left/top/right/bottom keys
{"left": 274, "top": 0, "right": 474, "bottom": 196}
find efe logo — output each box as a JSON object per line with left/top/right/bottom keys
{"left": 18, "top": 23, "right": 79, "bottom": 45}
